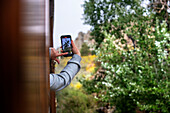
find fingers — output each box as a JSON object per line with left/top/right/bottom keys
{"left": 54, "top": 58, "right": 60, "bottom": 64}
{"left": 71, "top": 40, "right": 76, "bottom": 48}
{"left": 57, "top": 52, "right": 68, "bottom": 56}
{"left": 54, "top": 52, "right": 68, "bottom": 64}
{"left": 71, "top": 40, "right": 81, "bottom": 56}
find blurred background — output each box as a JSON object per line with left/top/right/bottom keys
{"left": 0, "top": 0, "right": 169, "bottom": 113}
{"left": 55, "top": 0, "right": 169, "bottom": 113}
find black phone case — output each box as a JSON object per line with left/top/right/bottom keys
{"left": 60, "top": 35, "right": 73, "bottom": 57}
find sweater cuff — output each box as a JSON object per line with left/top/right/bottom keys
{"left": 49, "top": 47, "right": 52, "bottom": 60}
{"left": 71, "top": 54, "right": 81, "bottom": 63}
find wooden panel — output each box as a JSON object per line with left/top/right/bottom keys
{"left": 0, "top": 0, "right": 50, "bottom": 113}
{"left": 0, "top": 1, "right": 21, "bottom": 113}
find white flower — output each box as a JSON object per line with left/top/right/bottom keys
{"left": 106, "top": 83, "right": 112, "bottom": 87}
{"left": 139, "top": 70, "right": 142, "bottom": 73}
{"left": 94, "top": 96, "right": 98, "bottom": 99}
{"left": 111, "top": 68, "right": 115, "bottom": 72}
{"left": 161, "top": 28, "right": 166, "bottom": 33}
{"left": 116, "top": 67, "right": 121, "bottom": 74}
{"left": 155, "top": 41, "right": 160, "bottom": 47}
{"left": 158, "top": 49, "right": 162, "bottom": 53}
{"left": 163, "top": 50, "right": 168, "bottom": 58}
{"left": 148, "top": 35, "right": 155, "bottom": 39}
{"left": 102, "top": 82, "right": 112, "bottom": 87}
{"left": 130, "top": 82, "right": 136, "bottom": 85}
{"left": 102, "top": 82, "right": 106, "bottom": 85}
{"left": 148, "top": 35, "right": 151, "bottom": 38}
{"left": 110, "top": 94, "right": 114, "bottom": 97}
{"left": 164, "top": 33, "right": 170, "bottom": 37}
{"left": 158, "top": 58, "right": 161, "bottom": 62}
{"left": 162, "top": 40, "right": 167, "bottom": 44}
{"left": 164, "top": 50, "right": 168, "bottom": 54}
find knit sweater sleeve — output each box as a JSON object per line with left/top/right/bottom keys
{"left": 50, "top": 54, "right": 81, "bottom": 91}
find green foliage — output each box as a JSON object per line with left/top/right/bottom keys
{"left": 83, "top": 0, "right": 142, "bottom": 47}
{"left": 81, "top": 43, "right": 91, "bottom": 56}
{"left": 83, "top": 0, "right": 170, "bottom": 46}
{"left": 56, "top": 87, "right": 97, "bottom": 113}
{"left": 82, "top": 0, "right": 170, "bottom": 112}
{"left": 148, "top": 0, "right": 170, "bottom": 29}
{"left": 81, "top": 18, "right": 170, "bottom": 112}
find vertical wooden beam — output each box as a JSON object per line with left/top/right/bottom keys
{"left": 50, "top": 23, "right": 57, "bottom": 112}
{"left": 49, "top": 0, "right": 57, "bottom": 113}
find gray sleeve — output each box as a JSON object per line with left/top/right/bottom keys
{"left": 49, "top": 47, "right": 52, "bottom": 59}
{"left": 50, "top": 54, "right": 81, "bottom": 91}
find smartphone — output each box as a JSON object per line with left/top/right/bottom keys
{"left": 60, "top": 35, "right": 73, "bottom": 57}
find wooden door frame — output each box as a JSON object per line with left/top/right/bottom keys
{"left": 49, "top": 0, "right": 57, "bottom": 113}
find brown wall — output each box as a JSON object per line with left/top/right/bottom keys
{"left": 0, "top": 0, "right": 50, "bottom": 113}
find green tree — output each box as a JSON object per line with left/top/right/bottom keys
{"left": 83, "top": 0, "right": 142, "bottom": 47}
{"left": 81, "top": 18, "right": 170, "bottom": 112}
{"left": 148, "top": 0, "right": 170, "bottom": 29}
{"left": 83, "top": 0, "right": 169, "bottom": 46}
{"left": 81, "top": 0, "right": 170, "bottom": 112}
{"left": 81, "top": 43, "right": 91, "bottom": 56}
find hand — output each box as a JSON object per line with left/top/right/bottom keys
{"left": 71, "top": 40, "right": 81, "bottom": 56}
{"left": 50, "top": 48, "right": 68, "bottom": 64}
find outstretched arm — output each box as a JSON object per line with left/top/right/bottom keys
{"left": 50, "top": 54, "right": 81, "bottom": 91}
{"left": 49, "top": 40, "right": 81, "bottom": 91}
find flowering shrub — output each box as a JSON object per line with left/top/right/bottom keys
{"left": 80, "top": 18, "right": 170, "bottom": 112}
{"left": 86, "top": 63, "right": 96, "bottom": 73}
{"left": 70, "top": 82, "right": 82, "bottom": 89}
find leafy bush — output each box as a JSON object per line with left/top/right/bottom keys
{"left": 81, "top": 43, "right": 91, "bottom": 56}
{"left": 83, "top": 0, "right": 142, "bottom": 47}
{"left": 56, "top": 87, "right": 97, "bottom": 113}
{"left": 80, "top": 18, "right": 170, "bottom": 112}
{"left": 83, "top": 0, "right": 169, "bottom": 47}
{"left": 81, "top": 0, "right": 169, "bottom": 112}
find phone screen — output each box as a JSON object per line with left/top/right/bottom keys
{"left": 61, "top": 35, "right": 73, "bottom": 56}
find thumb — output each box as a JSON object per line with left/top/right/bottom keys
{"left": 71, "top": 40, "right": 75, "bottom": 48}
{"left": 54, "top": 58, "right": 60, "bottom": 64}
